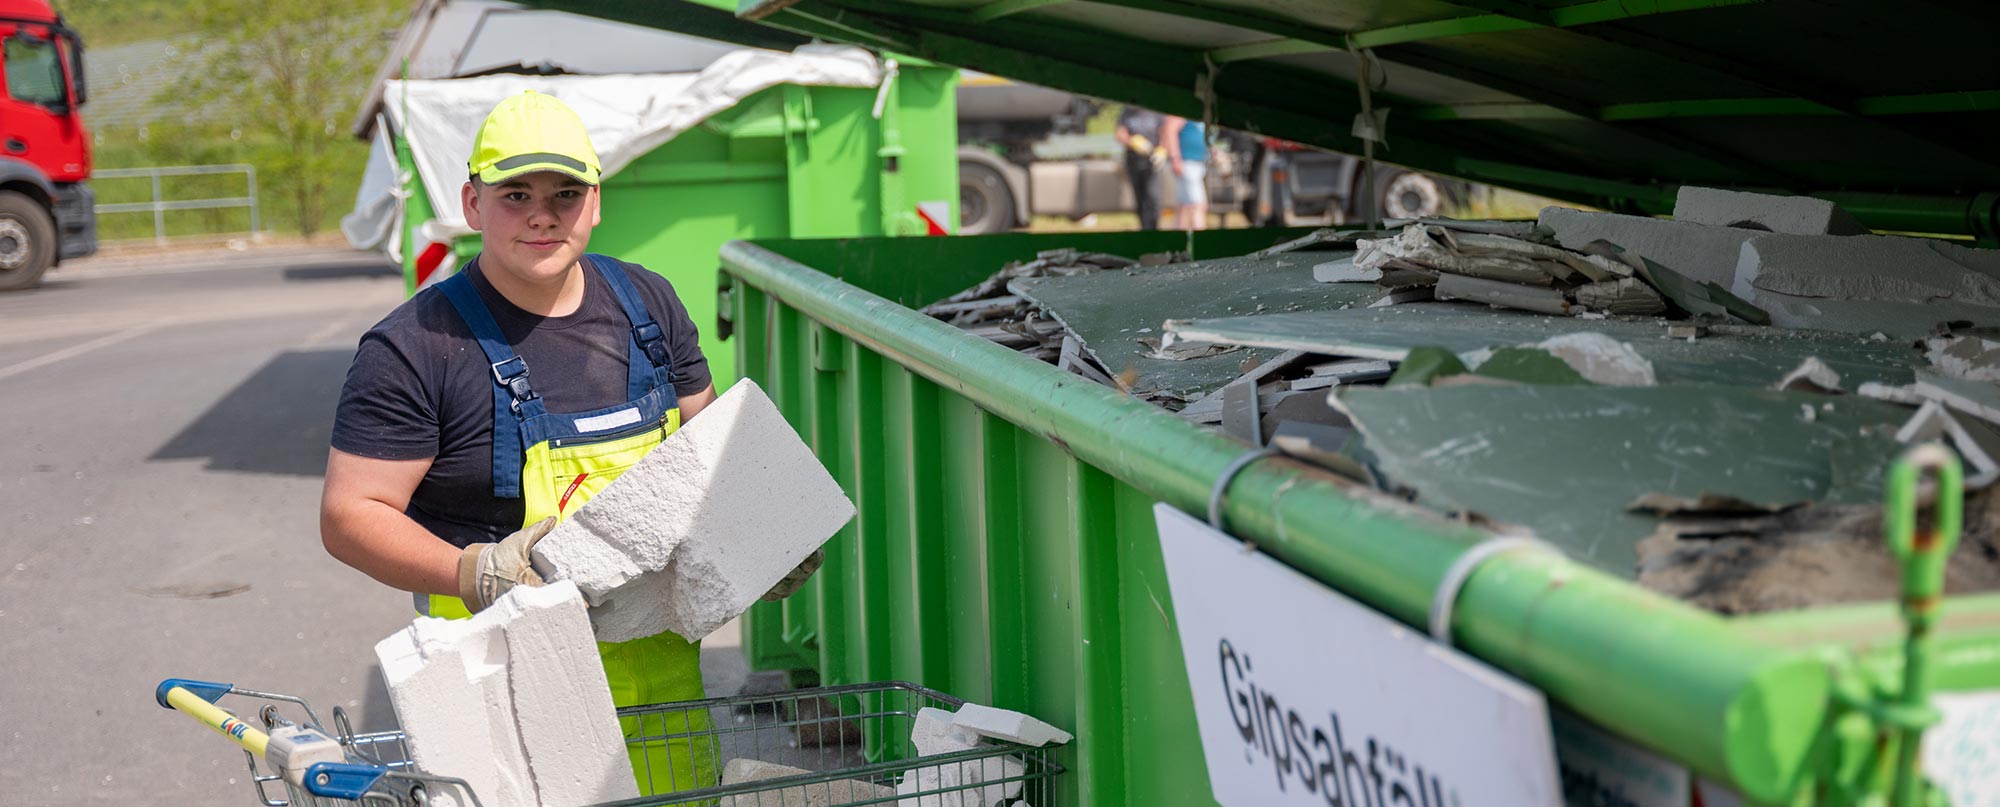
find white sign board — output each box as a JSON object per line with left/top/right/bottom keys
{"left": 1549, "top": 709, "right": 1691, "bottom": 807}
{"left": 1155, "top": 504, "right": 1563, "bottom": 807}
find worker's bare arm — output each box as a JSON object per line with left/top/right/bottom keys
{"left": 678, "top": 383, "right": 719, "bottom": 422}
{"left": 320, "top": 448, "right": 461, "bottom": 596}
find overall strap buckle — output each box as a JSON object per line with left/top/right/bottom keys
{"left": 491, "top": 357, "right": 538, "bottom": 412}
{"left": 631, "top": 321, "right": 670, "bottom": 369}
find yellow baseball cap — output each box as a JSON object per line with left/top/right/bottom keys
{"left": 468, "top": 90, "right": 601, "bottom": 185}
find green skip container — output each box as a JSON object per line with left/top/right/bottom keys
{"left": 721, "top": 230, "right": 2000, "bottom": 807}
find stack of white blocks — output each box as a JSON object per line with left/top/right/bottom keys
{"left": 532, "top": 379, "right": 856, "bottom": 643}
{"left": 375, "top": 581, "right": 636, "bottom": 807}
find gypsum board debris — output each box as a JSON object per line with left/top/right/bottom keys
{"left": 922, "top": 295, "right": 1024, "bottom": 320}
{"left": 1175, "top": 350, "right": 1313, "bottom": 421}
{"left": 1307, "top": 358, "right": 1395, "bottom": 380}
{"left": 1731, "top": 233, "right": 2000, "bottom": 338}
{"left": 1355, "top": 223, "right": 1631, "bottom": 286}
{"left": 1163, "top": 303, "right": 1925, "bottom": 389}
{"left": 1924, "top": 333, "right": 2000, "bottom": 382}
{"left": 1331, "top": 383, "right": 1912, "bottom": 578}
{"left": 1313, "top": 254, "right": 1381, "bottom": 283}
{"left": 1433, "top": 273, "right": 1575, "bottom": 316}
{"left": 938, "top": 249, "right": 1139, "bottom": 304}
{"left": 1251, "top": 228, "right": 1388, "bottom": 258}
{"left": 1913, "top": 370, "right": 2000, "bottom": 427}
{"left": 1634, "top": 491, "right": 2000, "bottom": 615}
{"left": 1895, "top": 400, "right": 2000, "bottom": 488}
{"left": 1014, "top": 255, "right": 1377, "bottom": 403}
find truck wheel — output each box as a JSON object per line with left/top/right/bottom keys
{"left": 959, "top": 161, "right": 1015, "bottom": 235}
{"left": 1381, "top": 171, "right": 1446, "bottom": 220}
{"left": 0, "top": 190, "right": 57, "bottom": 291}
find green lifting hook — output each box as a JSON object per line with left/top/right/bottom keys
{"left": 1883, "top": 443, "right": 1963, "bottom": 806}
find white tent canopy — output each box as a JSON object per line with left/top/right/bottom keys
{"left": 345, "top": 45, "right": 883, "bottom": 251}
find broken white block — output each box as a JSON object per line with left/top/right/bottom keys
{"left": 1772, "top": 357, "right": 1843, "bottom": 394}
{"left": 1671, "top": 186, "right": 1867, "bottom": 236}
{"left": 912, "top": 707, "right": 983, "bottom": 756}
{"left": 377, "top": 618, "right": 535, "bottom": 807}
{"left": 1540, "top": 206, "right": 1761, "bottom": 288}
{"left": 1927, "top": 335, "right": 2000, "bottom": 382}
{"left": 1895, "top": 400, "right": 2000, "bottom": 489}
{"left": 1730, "top": 234, "right": 2000, "bottom": 338}
{"left": 1534, "top": 332, "right": 1657, "bottom": 386}
{"left": 535, "top": 380, "right": 856, "bottom": 643}
{"left": 895, "top": 756, "right": 1025, "bottom": 807}
{"left": 1312, "top": 255, "right": 1381, "bottom": 283}
{"left": 950, "top": 704, "right": 1072, "bottom": 747}
{"left": 497, "top": 583, "right": 637, "bottom": 807}
{"left": 719, "top": 758, "right": 897, "bottom": 807}
{"left": 375, "top": 581, "right": 636, "bottom": 807}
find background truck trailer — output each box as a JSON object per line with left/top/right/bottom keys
{"left": 0, "top": 0, "right": 94, "bottom": 291}
{"left": 955, "top": 72, "right": 1463, "bottom": 233}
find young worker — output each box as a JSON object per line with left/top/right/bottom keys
{"left": 320, "top": 91, "right": 818, "bottom": 795}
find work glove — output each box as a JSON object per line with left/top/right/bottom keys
{"left": 458, "top": 516, "right": 558, "bottom": 612}
{"left": 1128, "top": 134, "right": 1154, "bottom": 157}
{"left": 762, "top": 548, "right": 825, "bottom": 602}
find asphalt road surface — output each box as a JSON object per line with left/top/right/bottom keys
{"left": 0, "top": 246, "right": 751, "bottom": 806}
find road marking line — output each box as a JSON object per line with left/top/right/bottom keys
{"left": 0, "top": 319, "right": 172, "bottom": 381}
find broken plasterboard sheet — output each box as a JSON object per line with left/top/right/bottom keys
{"left": 1313, "top": 254, "right": 1381, "bottom": 283}
{"left": 1926, "top": 335, "right": 2000, "bottom": 382}
{"left": 1914, "top": 371, "right": 2000, "bottom": 428}
{"left": 1009, "top": 253, "right": 1379, "bottom": 402}
{"left": 1536, "top": 332, "right": 1657, "bottom": 386}
{"left": 544, "top": 381, "right": 855, "bottom": 643}
{"left": 1732, "top": 234, "right": 2000, "bottom": 337}
{"left": 1540, "top": 206, "right": 1761, "bottom": 288}
{"left": 1355, "top": 223, "right": 1628, "bottom": 286}
{"left": 1671, "top": 186, "right": 1868, "bottom": 236}
{"left": 1333, "top": 385, "right": 1910, "bottom": 577}
{"left": 1163, "top": 303, "right": 1925, "bottom": 389}
{"left": 1895, "top": 401, "right": 2000, "bottom": 489}
{"left": 1773, "top": 357, "right": 1843, "bottom": 394}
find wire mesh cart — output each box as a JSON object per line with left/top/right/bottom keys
{"left": 157, "top": 677, "right": 1065, "bottom": 806}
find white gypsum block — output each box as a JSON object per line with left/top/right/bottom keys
{"left": 719, "top": 759, "right": 898, "bottom": 807}
{"left": 561, "top": 380, "right": 855, "bottom": 643}
{"left": 949, "top": 704, "right": 1072, "bottom": 747}
{"left": 376, "top": 582, "right": 635, "bottom": 807}
{"left": 499, "top": 582, "right": 638, "bottom": 806}
{"left": 1672, "top": 186, "right": 1866, "bottom": 236}
{"left": 912, "top": 707, "right": 982, "bottom": 756}
{"left": 375, "top": 616, "right": 536, "bottom": 807}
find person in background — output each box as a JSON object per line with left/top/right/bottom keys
{"left": 1114, "top": 105, "right": 1166, "bottom": 231}
{"left": 1163, "top": 114, "right": 1208, "bottom": 231}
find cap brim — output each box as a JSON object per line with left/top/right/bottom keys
{"left": 478, "top": 161, "right": 600, "bottom": 186}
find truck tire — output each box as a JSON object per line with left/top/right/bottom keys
{"left": 0, "top": 191, "right": 56, "bottom": 292}
{"left": 1380, "top": 170, "right": 1446, "bottom": 220}
{"left": 959, "top": 160, "right": 1016, "bottom": 235}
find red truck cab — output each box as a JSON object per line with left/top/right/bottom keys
{"left": 0, "top": 0, "right": 91, "bottom": 291}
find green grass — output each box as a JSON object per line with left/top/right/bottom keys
{"left": 58, "top": 1, "right": 207, "bottom": 46}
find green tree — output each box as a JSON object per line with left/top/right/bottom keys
{"left": 172, "top": 0, "right": 400, "bottom": 236}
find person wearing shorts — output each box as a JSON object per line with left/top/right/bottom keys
{"left": 1164, "top": 115, "right": 1208, "bottom": 230}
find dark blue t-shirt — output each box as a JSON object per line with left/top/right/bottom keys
{"left": 330, "top": 257, "right": 711, "bottom": 547}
